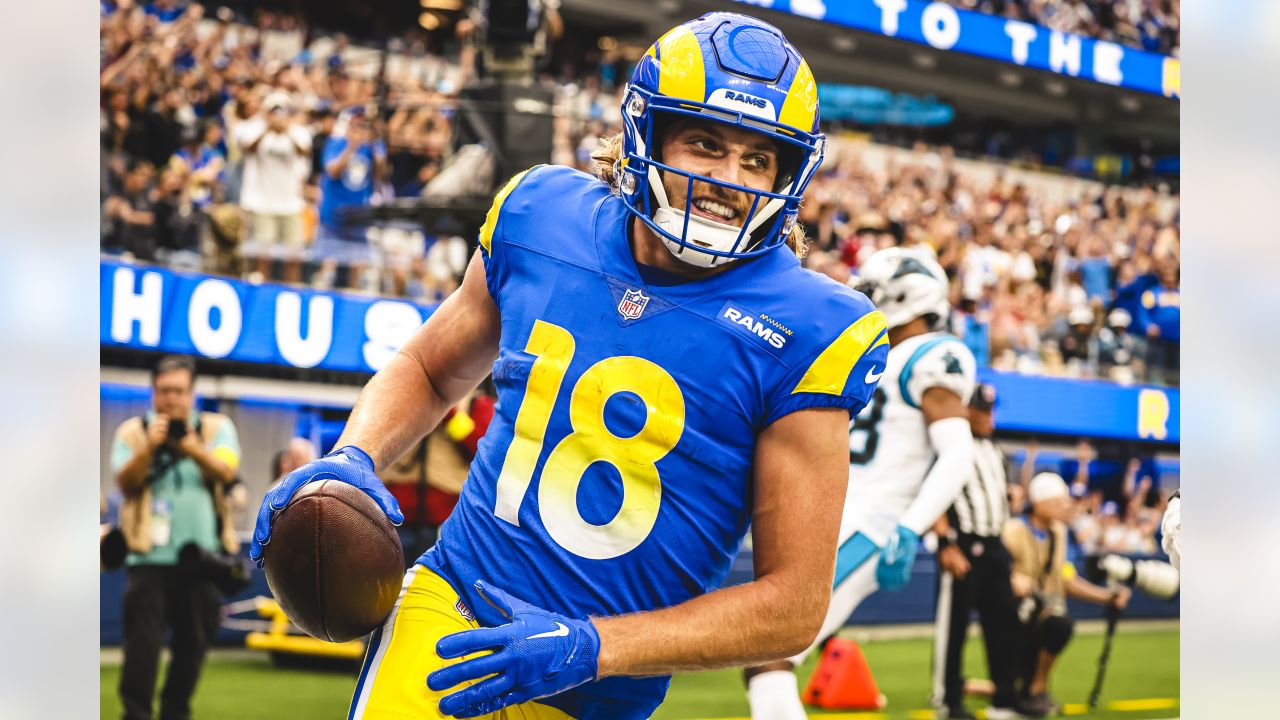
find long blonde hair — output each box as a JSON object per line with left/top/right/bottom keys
{"left": 590, "top": 132, "right": 809, "bottom": 259}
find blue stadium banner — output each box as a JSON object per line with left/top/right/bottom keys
{"left": 979, "top": 369, "right": 1179, "bottom": 444}
{"left": 100, "top": 260, "right": 439, "bottom": 375}
{"left": 733, "top": 0, "right": 1180, "bottom": 98}
{"left": 101, "top": 261, "right": 1178, "bottom": 443}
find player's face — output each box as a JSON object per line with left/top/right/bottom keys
{"left": 659, "top": 118, "right": 780, "bottom": 229}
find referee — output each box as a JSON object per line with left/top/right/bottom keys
{"left": 930, "top": 383, "right": 1030, "bottom": 719}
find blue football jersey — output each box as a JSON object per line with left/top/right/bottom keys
{"left": 419, "top": 165, "right": 888, "bottom": 719}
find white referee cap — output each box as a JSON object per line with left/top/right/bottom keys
{"left": 1029, "top": 472, "right": 1070, "bottom": 504}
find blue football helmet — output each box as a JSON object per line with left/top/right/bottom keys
{"left": 619, "top": 12, "right": 826, "bottom": 267}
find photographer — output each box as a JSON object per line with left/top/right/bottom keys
{"left": 110, "top": 355, "right": 241, "bottom": 720}
{"left": 1004, "top": 473, "right": 1131, "bottom": 717}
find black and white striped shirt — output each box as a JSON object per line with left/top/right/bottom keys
{"left": 949, "top": 437, "right": 1010, "bottom": 537}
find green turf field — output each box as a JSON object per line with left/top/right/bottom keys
{"left": 101, "top": 626, "right": 1178, "bottom": 719}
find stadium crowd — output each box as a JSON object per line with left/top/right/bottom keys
{"left": 100, "top": 0, "right": 472, "bottom": 296}
{"left": 942, "top": 0, "right": 1180, "bottom": 55}
{"left": 99, "top": 1, "right": 1179, "bottom": 386}
{"left": 1017, "top": 441, "right": 1174, "bottom": 558}
{"left": 789, "top": 142, "right": 1181, "bottom": 386}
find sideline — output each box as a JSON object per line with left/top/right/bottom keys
{"left": 687, "top": 701, "right": 1180, "bottom": 720}
{"left": 842, "top": 618, "right": 1178, "bottom": 643}
{"left": 100, "top": 619, "right": 1178, "bottom": 666}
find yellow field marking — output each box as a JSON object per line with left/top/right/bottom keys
{"left": 689, "top": 697, "right": 1177, "bottom": 720}
{"left": 1063, "top": 697, "right": 1179, "bottom": 715}
{"left": 1108, "top": 698, "right": 1180, "bottom": 711}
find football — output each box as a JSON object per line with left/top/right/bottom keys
{"left": 262, "top": 480, "right": 405, "bottom": 643}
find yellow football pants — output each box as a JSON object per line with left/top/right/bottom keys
{"left": 348, "top": 565, "right": 574, "bottom": 720}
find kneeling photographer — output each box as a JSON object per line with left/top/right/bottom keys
{"left": 110, "top": 355, "right": 243, "bottom": 720}
{"left": 1003, "top": 473, "right": 1131, "bottom": 718}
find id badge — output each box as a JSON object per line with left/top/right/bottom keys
{"left": 151, "top": 498, "right": 173, "bottom": 548}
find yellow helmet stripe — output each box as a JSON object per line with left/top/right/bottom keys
{"left": 792, "top": 311, "right": 889, "bottom": 396}
{"left": 778, "top": 59, "right": 818, "bottom": 131}
{"left": 478, "top": 168, "right": 534, "bottom": 254}
{"left": 655, "top": 26, "right": 706, "bottom": 103}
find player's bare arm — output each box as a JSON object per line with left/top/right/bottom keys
{"left": 746, "top": 248, "right": 965, "bottom": 719}
{"left": 593, "top": 406, "right": 851, "bottom": 676}
{"left": 921, "top": 386, "right": 967, "bottom": 424}
{"left": 248, "top": 251, "right": 499, "bottom": 565}
{"left": 336, "top": 251, "right": 500, "bottom": 471}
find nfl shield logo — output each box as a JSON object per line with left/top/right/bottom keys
{"left": 617, "top": 288, "right": 650, "bottom": 320}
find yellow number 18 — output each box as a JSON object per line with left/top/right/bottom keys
{"left": 493, "top": 320, "right": 686, "bottom": 560}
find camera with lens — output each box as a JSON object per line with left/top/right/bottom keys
{"left": 101, "top": 526, "right": 128, "bottom": 571}
{"left": 178, "top": 542, "right": 253, "bottom": 597}
{"left": 1085, "top": 554, "right": 1180, "bottom": 600}
{"left": 167, "top": 417, "right": 188, "bottom": 443}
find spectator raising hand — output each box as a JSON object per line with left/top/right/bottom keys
{"left": 237, "top": 93, "right": 312, "bottom": 284}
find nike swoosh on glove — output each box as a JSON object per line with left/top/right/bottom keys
{"left": 427, "top": 580, "right": 600, "bottom": 718}
{"left": 876, "top": 524, "right": 920, "bottom": 592}
{"left": 248, "top": 445, "right": 403, "bottom": 567}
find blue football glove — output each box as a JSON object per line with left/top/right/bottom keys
{"left": 876, "top": 524, "right": 920, "bottom": 592}
{"left": 426, "top": 580, "right": 599, "bottom": 718}
{"left": 248, "top": 445, "right": 403, "bottom": 567}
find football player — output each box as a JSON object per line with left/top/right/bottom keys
{"left": 251, "top": 13, "right": 890, "bottom": 720}
{"left": 745, "top": 247, "right": 978, "bottom": 720}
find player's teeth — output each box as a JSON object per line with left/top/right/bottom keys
{"left": 695, "top": 199, "right": 734, "bottom": 219}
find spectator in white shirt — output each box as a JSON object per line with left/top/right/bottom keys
{"left": 961, "top": 229, "right": 1011, "bottom": 301}
{"left": 236, "top": 92, "right": 311, "bottom": 283}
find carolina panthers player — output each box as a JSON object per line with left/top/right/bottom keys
{"left": 745, "top": 247, "right": 978, "bottom": 720}
{"left": 251, "top": 13, "right": 889, "bottom": 720}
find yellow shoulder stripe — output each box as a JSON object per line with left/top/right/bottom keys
{"left": 792, "top": 310, "right": 888, "bottom": 396}
{"left": 478, "top": 168, "right": 534, "bottom": 254}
